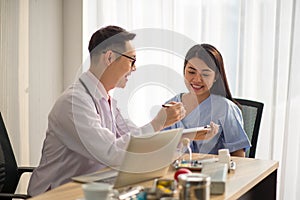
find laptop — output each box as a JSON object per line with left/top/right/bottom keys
{"left": 72, "top": 128, "right": 183, "bottom": 188}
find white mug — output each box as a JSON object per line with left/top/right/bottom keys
{"left": 82, "top": 182, "right": 113, "bottom": 200}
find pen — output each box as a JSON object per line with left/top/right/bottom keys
{"left": 162, "top": 103, "right": 173, "bottom": 108}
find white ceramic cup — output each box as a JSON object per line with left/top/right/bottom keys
{"left": 82, "top": 182, "right": 113, "bottom": 200}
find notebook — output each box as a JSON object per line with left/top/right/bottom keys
{"left": 72, "top": 128, "right": 183, "bottom": 188}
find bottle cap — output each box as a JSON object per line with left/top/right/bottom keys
{"left": 218, "top": 149, "right": 229, "bottom": 156}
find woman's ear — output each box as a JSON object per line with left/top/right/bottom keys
{"left": 214, "top": 72, "right": 220, "bottom": 83}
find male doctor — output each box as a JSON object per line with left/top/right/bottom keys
{"left": 28, "top": 25, "right": 186, "bottom": 196}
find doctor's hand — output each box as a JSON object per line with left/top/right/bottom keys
{"left": 151, "top": 102, "right": 186, "bottom": 131}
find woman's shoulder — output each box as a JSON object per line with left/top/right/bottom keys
{"left": 210, "top": 95, "right": 239, "bottom": 110}
{"left": 211, "top": 94, "right": 229, "bottom": 104}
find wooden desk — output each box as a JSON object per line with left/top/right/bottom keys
{"left": 29, "top": 155, "right": 278, "bottom": 200}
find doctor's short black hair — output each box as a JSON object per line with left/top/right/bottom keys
{"left": 88, "top": 25, "right": 136, "bottom": 57}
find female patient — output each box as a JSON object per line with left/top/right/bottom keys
{"left": 165, "top": 44, "right": 250, "bottom": 157}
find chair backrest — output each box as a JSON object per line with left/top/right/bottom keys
{"left": 234, "top": 99, "right": 264, "bottom": 158}
{"left": 0, "top": 112, "right": 20, "bottom": 194}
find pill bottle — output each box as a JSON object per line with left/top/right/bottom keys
{"left": 178, "top": 173, "right": 211, "bottom": 200}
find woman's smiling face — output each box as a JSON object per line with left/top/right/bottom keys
{"left": 184, "top": 57, "right": 216, "bottom": 97}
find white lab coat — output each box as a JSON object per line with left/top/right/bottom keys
{"left": 28, "top": 71, "right": 154, "bottom": 196}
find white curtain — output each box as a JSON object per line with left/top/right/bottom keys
{"left": 84, "top": 0, "right": 300, "bottom": 199}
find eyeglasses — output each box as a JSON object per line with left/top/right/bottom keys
{"left": 111, "top": 50, "right": 136, "bottom": 67}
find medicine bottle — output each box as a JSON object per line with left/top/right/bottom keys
{"left": 178, "top": 173, "right": 211, "bottom": 200}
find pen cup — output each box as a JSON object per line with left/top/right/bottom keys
{"left": 82, "top": 182, "right": 113, "bottom": 200}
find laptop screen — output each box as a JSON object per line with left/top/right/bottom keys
{"left": 113, "top": 128, "right": 183, "bottom": 188}
{"left": 117, "top": 128, "right": 183, "bottom": 173}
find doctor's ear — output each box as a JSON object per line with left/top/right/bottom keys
{"left": 104, "top": 51, "right": 113, "bottom": 65}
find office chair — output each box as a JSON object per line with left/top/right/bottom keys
{"left": 234, "top": 98, "right": 264, "bottom": 158}
{"left": 0, "top": 112, "right": 35, "bottom": 200}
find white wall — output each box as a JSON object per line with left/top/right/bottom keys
{"left": 0, "top": 0, "right": 84, "bottom": 194}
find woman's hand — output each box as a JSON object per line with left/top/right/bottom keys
{"left": 183, "top": 121, "right": 219, "bottom": 140}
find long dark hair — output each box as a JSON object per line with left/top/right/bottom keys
{"left": 184, "top": 44, "right": 239, "bottom": 106}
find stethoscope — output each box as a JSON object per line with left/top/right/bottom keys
{"left": 79, "top": 78, "right": 100, "bottom": 115}
{"left": 79, "top": 77, "right": 127, "bottom": 136}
